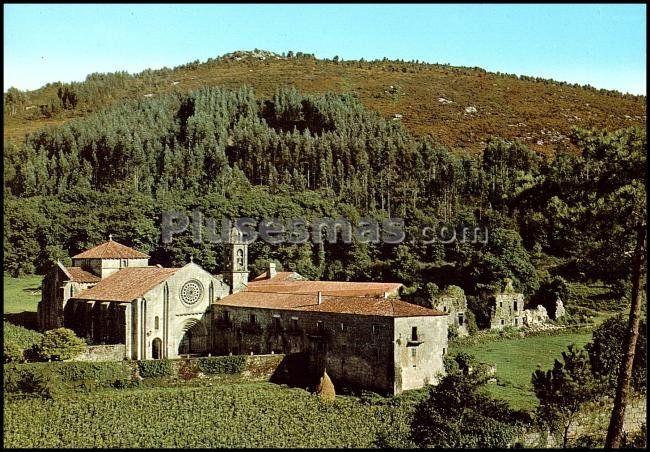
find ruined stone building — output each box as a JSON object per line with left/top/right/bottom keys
{"left": 39, "top": 229, "right": 448, "bottom": 394}
{"left": 431, "top": 285, "right": 468, "bottom": 336}
{"left": 488, "top": 279, "right": 526, "bottom": 329}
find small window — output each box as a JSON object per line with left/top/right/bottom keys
{"left": 155, "top": 316, "right": 160, "bottom": 330}
{"left": 122, "top": 259, "right": 128, "bottom": 267}
{"left": 316, "top": 320, "right": 324, "bottom": 331}
{"left": 340, "top": 322, "right": 345, "bottom": 333}
{"left": 411, "top": 348, "right": 417, "bottom": 358}
{"left": 442, "top": 347, "right": 447, "bottom": 355}
{"left": 458, "top": 313, "right": 464, "bottom": 326}
{"left": 291, "top": 318, "right": 298, "bottom": 331}
{"left": 372, "top": 324, "right": 380, "bottom": 335}
{"left": 514, "top": 318, "right": 518, "bottom": 326}
{"left": 411, "top": 326, "right": 418, "bottom": 341}
{"left": 250, "top": 313, "right": 256, "bottom": 324}
{"left": 273, "top": 317, "right": 281, "bottom": 329}
{"left": 499, "top": 301, "right": 503, "bottom": 308}
{"left": 500, "top": 319, "right": 505, "bottom": 326}
{"left": 514, "top": 301, "right": 518, "bottom": 311}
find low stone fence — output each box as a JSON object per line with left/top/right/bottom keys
{"left": 72, "top": 344, "right": 126, "bottom": 362}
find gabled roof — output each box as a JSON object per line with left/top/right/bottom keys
{"left": 215, "top": 291, "right": 444, "bottom": 318}
{"left": 72, "top": 267, "right": 179, "bottom": 302}
{"left": 66, "top": 267, "right": 101, "bottom": 283}
{"left": 250, "top": 271, "right": 304, "bottom": 282}
{"left": 72, "top": 239, "right": 149, "bottom": 259}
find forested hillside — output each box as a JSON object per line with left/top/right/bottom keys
{"left": 4, "top": 50, "right": 645, "bottom": 154}
{"left": 4, "top": 82, "right": 645, "bottom": 318}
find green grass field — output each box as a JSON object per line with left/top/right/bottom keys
{"left": 3, "top": 274, "right": 42, "bottom": 314}
{"left": 449, "top": 329, "right": 596, "bottom": 411}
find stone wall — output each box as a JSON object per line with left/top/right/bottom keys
{"left": 212, "top": 305, "right": 406, "bottom": 394}
{"left": 431, "top": 285, "right": 468, "bottom": 336}
{"left": 489, "top": 280, "right": 525, "bottom": 329}
{"left": 72, "top": 344, "right": 126, "bottom": 362}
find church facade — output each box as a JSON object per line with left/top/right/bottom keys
{"left": 38, "top": 230, "right": 448, "bottom": 394}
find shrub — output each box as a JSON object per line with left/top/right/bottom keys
{"left": 3, "top": 321, "right": 42, "bottom": 352}
{"left": 586, "top": 315, "right": 646, "bottom": 393}
{"left": 198, "top": 355, "right": 247, "bottom": 374}
{"left": 138, "top": 359, "right": 173, "bottom": 378}
{"left": 35, "top": 328, "right": 86, "bottom": 361}
{"left": 178, "top": 359, "right": 200, "bottom": 380}
{"left": 447, "top": 324, "right": 459, "bottom": 341}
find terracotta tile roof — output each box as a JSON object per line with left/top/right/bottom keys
{"left": 72, "top": 239, "right": 149, "bottom": 259}
{"left": 250, "top": 271, "right": 302, "bottom": 282}
{"left": 66, "top": 267, "right": 101, "bottom": 283}
{"left": 247, "top": 277, "right": 403, "bottom": 298}
{"left": 216, "top": 291, "right": 444, "bottom": 317}
{"left": 72, "top": 267, "right": 179, "bottom": 302}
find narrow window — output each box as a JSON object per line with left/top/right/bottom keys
{"left": 372, "top": 324, "right": 379, "bottom": 335}
{"left": 223, "top": 310, "right": 230, "bottom": 322}
{"left": 250, "top": 313, "right": 256, "bottom": 324}
{"left": 411, "top": 348, "right": 417, "bottom": 358}
{"left": 317, "top": 320, "right": 324, "bottom": 332}
{"left": 155, "top": 316, "right": 160, "bottom": 330}
{"left": 443, "top": 347, "right": 447, "bottom": 355}
{"left": 500, "top": 319, "right": 505, "bottom": 326}
{"left": 274, "top": 317, "right": 281, "bottom": 329}
{"left": 514, "top": 318, "right": 518, "bottom": 326}
{"left": 69, "top": 285, "right": 74, "bottom": 297}
{"left": 499, "top": 301, "right": 503, "bottom": 308}
{"left": 514, "top": 301, "right": 518, "bottom": 311}
{"left": 340, "top": 322, "right": 345, "bottom": 333}
{"left": 411, "top": 326, "right": 418, "bottom": 341}
{"left": 291, "top": 318, "right": 298, "bottom": 331}
{"left": 458, "top": 313, "right": 464, "bottom": 326}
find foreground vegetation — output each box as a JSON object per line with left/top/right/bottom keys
{"left": 4, "top": 381, "right": 412, "bottom": 448}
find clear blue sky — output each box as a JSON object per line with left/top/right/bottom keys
{"left": 4, "top": 4, "right": 647, "bottom": 94}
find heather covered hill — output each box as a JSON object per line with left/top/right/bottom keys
{"left": 4, "top": 50, "right": 645, "bottom": 153}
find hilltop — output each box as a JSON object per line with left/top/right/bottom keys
{"left": 4, "top": 50, "right": 645, "bottom": 154}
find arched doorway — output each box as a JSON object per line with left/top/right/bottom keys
{"left": 178, "top": 319, "right": 208, "bottom": 356}
{"left": 152, "top": 338, "right": 162, "bottom": 359}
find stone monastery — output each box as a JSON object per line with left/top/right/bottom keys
{"left": 38, "top": 229, "right": 448, "bottom": 394}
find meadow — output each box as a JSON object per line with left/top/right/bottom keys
{"left": 3, "top": 274, "right": 42, "bottom": 314}
{"left": 449, "top": 329, "right": 595, "bottom": 411}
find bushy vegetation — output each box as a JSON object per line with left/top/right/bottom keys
{"left": 137, "top": 359, "right": 173, "bottom": 378}
{"left": 34, "top": 328, "right": 87, "bottom": 361}
{"left": 198, "top": 355, "right": 247, "bottom": 374}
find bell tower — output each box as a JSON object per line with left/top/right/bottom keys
{"left": 225, "top": 225, "right": 249, "bottom": 294}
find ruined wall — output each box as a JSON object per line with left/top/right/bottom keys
{"left": 490, "top": 292, "right": 525, "bottom": 329}
{"left": 431, "top": 285, "right": 468, "bottom": 336}
{"left": 71, "top": 344, "right": 126, "bottom": 362}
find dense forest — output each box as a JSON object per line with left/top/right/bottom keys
{"left": 3, "top": 85, "right": 646, "bottom": 318}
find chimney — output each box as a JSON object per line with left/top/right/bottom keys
{"left": 268, "top": 262, "right": 277, "bottom": 279}
{"left": 317, "top": 291, "right": 322, "bottom": 305}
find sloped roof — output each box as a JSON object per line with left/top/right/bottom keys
{"left": 72, "top": 267, "right": 179, "bottom": 302}
{"left": 66, "top": 267, "right": 101, "bottom": 283}
{"left": 248, "top": 271, "right": 403, "bottom": 297}
{"left": 72, "top": 239, "right": 149, "bottom": 259}
{"left": 215, "top": 291, "right": 444, "bottom": 317}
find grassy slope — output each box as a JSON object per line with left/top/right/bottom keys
{"left": 450, "top": 330, "right": 595, "bottom": 411}
{"left": 4, "top": 53, "right": 646, "bottom": 154}
{"left": 3, "top": 274, "right": 42, "bottom": 314}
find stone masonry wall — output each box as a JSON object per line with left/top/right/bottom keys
{"left": 72, "top": 344, "right": 126, "bottom": 362}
